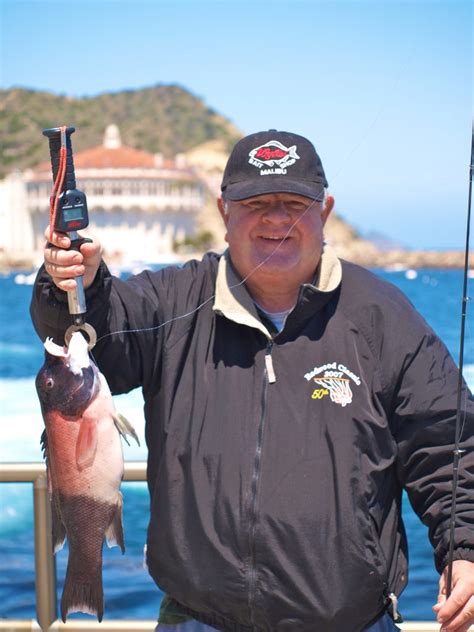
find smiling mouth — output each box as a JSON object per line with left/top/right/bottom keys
{"left": 259, "top": 236, "right": 291, "bottom": 242}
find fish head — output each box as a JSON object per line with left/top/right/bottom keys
{"left": 36, "top": 332, "right": 99, "bottom": 418}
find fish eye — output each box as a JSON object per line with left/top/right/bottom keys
{"left": 46, "top": 378, "right": 54, "bottom": 389}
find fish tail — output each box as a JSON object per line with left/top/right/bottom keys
{"left": 61, "top": 561, "right": 104, "bottom": 622}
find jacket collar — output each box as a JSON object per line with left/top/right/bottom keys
{"left": 212, "top": 250, "right": 272, "bottom": 338}
{"left": 213, "top": 245, "right": 342, "bottom": 338}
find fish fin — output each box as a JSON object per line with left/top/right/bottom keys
{"left": 105, "top": 493, "right": 125, "bottom": 553}
{"left": 40, "top": 429, "right": 51, "bottom": 476}
{"left": 40, "top": 429, "right": 48, "bottom": 459}
{"left": 40, "top": 430, "right": 53, "bottom": 496}
{"left": 75, "top": 420, "right": 98, "bottom": 470}
{"left": 113, "top": 412, "right": 140, "bottom": 446}
{"left": 61, "top": 571, "right": 104, "bottom": 622}
{"left": 51, "top": 492, "right": 67, "bottom": 553}
{"left": 42, "top": 433, "right": 66, "bottom": 549}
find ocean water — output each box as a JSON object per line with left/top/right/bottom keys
{"left": 0, "top": 266, "right": 472, "bottom": 623}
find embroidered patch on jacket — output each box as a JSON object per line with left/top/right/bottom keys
{"left": 304, "top": 362, "right": 361, "bottom": 407}
{"left": 248, "top": 140, "right": 300, "bottom": 176}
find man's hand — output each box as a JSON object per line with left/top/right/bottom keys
{"left": 43, "top": 227, "right": 102, "bottom": 292}
{"left": 433, "top": 560, "right": 474, "bottom": 632}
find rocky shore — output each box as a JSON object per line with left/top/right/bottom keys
{"left": 323, "top": 213, "right": 469, "bottom": 269}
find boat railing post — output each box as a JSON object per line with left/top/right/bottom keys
{"left": 34, "top": 472, "right": 57, "bottom": 631}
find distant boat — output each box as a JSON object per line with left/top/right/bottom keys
{"left": 383, "top": 263, "right": 406, "bottom": 272}
{"left": 116, "top": 254, "right": 184, "bottom": 276}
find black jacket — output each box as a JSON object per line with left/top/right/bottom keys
{"left": 30, "top": 247, "right": 474, "bottom": 632}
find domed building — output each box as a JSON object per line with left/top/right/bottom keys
{"left": 0, "top": 125, "right": 204, "bottom": 263}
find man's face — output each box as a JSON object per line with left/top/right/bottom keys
{"left": 218, "top": 192, "right": 334, "bottom": 286}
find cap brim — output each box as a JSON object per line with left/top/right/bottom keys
{"left": 223, "top": 177, "right": 326, "bottom": 202}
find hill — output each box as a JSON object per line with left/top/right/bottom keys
{"left": 0, "top": 84, "right": 241, "bottom": 179}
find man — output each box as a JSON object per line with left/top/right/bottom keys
{"left": 31, "top": 130, "right": 474, "bottom": 632}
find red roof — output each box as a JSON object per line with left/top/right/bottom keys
{"left": 35, "top": 145, "right": 177, "bottom": 172}
{"left": 74, "top": 145, "right": 155, "bottom": 168}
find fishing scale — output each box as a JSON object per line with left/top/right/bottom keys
{"left": 43, "top": 126, "right": 97, "bottom": 350}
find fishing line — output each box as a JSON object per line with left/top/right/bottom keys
{"left": 95, "top": 191, "right": 325, "bottom": 345}
{"left": 330, "top": 43, "right": 417, "bottom": 184}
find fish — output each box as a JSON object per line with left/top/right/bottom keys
{"left": 35, "top": 331, "right": 139, "bottom": 622}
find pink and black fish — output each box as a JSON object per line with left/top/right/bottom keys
{"left": 36, "top": 332, "right": 138, "bottom": 621}
{"left": 249, "top": 140, "right": 300, "bottom": 166}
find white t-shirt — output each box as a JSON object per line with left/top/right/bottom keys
{"left": 255, "top": 303, "right": 293, "bottom": 333}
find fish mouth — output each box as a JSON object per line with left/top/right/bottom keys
{"left": 44, "top": 335, "right": 91, "bottom": 375}
{"left": 44, "top": 338, "right": 68, "bottom": 358}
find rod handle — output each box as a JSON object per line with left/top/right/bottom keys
{"left": 42, "top": 127, "right": 77, "bottom": 191}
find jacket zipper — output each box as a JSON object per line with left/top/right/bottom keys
{"left": 247, "top": 340, "right": 274, "bottom": 624}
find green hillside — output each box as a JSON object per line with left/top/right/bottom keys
{"left": 0, "top": 84, "right": 242, "bottom": 178}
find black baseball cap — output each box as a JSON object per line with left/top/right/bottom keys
{"left": 221, "top": 130, "right": 328, "bottom": 201}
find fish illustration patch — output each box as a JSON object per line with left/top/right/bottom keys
{"left": 248, "top": 140, "right": 300, "bottom": 175}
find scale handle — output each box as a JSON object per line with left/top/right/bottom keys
{"left": 67, "top": 234, "right": 92, "bottom": 320}
{"left": 42, "top": 127, "right": 77, "bottom": 191}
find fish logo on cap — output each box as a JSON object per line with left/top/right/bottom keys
{"left": 248, "top": 140, "right": 300, "bottom": 176}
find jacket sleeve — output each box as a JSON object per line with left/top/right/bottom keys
{"left": 30, "top": 260, "right": 169, "bottom": 395}
{"left": 378, "top": 297, "right": 474, "bottom": 573}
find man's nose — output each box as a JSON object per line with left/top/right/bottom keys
{"left": 262, "top": 202, "right": 292, "bottom": 223}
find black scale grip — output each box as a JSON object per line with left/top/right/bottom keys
{"left": 42, "top": 127, "right": 77, "bottom": 191}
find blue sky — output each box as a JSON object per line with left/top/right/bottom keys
{"left": 1, "top": 0, "right": 472, "bottom": 249}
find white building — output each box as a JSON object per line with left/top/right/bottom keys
{"left": 0, "top": 125, "right": 204, "bottom": 262}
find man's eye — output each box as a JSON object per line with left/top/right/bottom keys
{"left": 288, "top": 203, "right": 307, "bottom": 212}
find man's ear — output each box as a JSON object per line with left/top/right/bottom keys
{"left": 217, "top": 197, "right": 229, "bottom": 225}
{"left": 321, "top": 194, "right": 335, "bottom": 225}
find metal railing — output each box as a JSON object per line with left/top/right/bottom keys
{"left": 0, "top": 462, "right": 152, "bottom": 632}
{"left": 0, "top": 462, "right": 466, "bottom": 632}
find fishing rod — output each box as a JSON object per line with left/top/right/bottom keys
{"left": 42, "top": 126, "right": 97, "bottom": 349}
{"left": 445, "top": 125, "right": 473, "bottom": 597}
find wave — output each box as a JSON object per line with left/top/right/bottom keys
{"left": 0, "top": 342, "right": 36, "bottom": 355}
{"left": 464, "top": 363, "right": 474, "bottom": 387}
